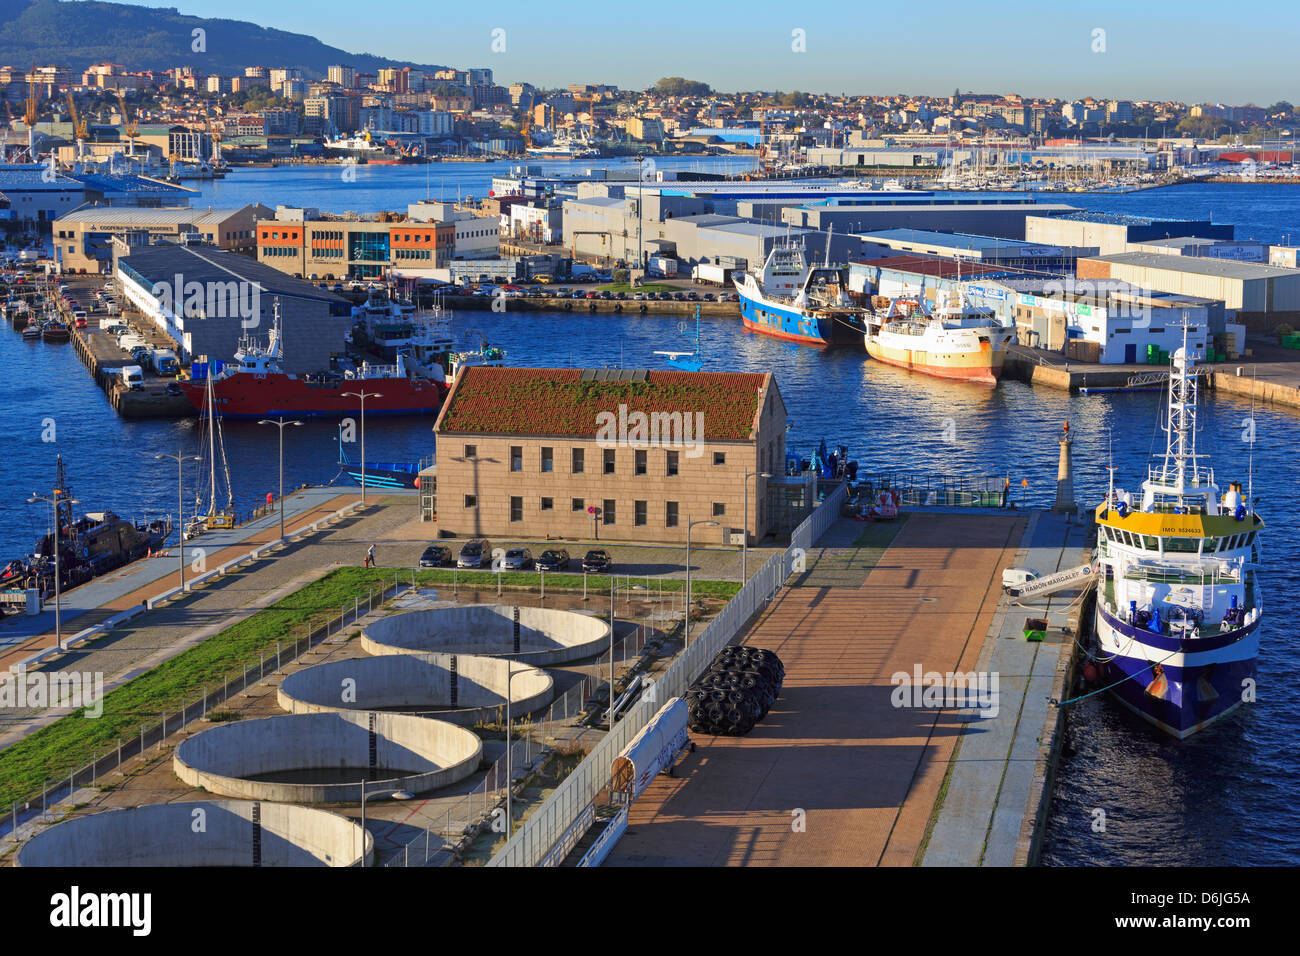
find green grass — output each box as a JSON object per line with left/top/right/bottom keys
{"left": 0, "top": 566, "right": 739, "bottom": 808}
{"left": 411, "top": 567, "right": 740, "bottom": 598}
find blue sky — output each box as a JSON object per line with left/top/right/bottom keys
{"left": 104, "top": 0, "right": 1296, "bottom": 103}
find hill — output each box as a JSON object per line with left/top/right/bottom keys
{"left": 0, "top": 0, "right": 443, "bottom": 78}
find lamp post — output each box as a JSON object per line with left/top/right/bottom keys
{"left": 684, "top": 517, "right": 719, "bottom": 646}
{"left": 358, "top": 779, "right": 412, "bottom": 865}
{"left": 742, "top": 471, "right": 772, "bottom": 582}
{"left": 27, "top": 489, "right": 79, "bottom": 651}
{"left": 342, "top": 390, "right": 383, "bottom": 505}
{"left": 258, "top": 416, "right": 303, "bottom": 541}
{"left": 154, "top": 452, "right": 200, "bottom": 592}
{"left": 505, "top": 662, "right": 518, "bottom": 838}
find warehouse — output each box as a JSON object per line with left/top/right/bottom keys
{"left": 114, "top": 243, "right": 353, "bottom": 373}
{"left": 784, "top": 200, "right": 1077, "bottom": 240}
{"left": 855, "top": 228, "right": 1084, "bottom": 272}
{"left": 1025, "top": 212, "right": 1234, "bottom": 256}
{"left": 53, "top": 204, "right": 269, "bottom": 273}
{"left": 1077, "top": 252, "right": 1300, "bottom": 331}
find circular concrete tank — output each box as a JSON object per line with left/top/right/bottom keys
{"left": 277, "top": 653, "right": 553, "bottom": 724}
{"left": 362, "top": 604, "right": 609, "bottom": 664}
{"left": 17, "top": 801, "right": 371, "bottom": 867}
{"left": 174, "top": 712, "right": 482, "bottom": 803}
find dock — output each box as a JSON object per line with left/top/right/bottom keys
{"left": 601, "top": 506, "right": 1087, "bottom": 867}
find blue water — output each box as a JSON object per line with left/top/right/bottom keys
{"left": 2, "top": 168, "right": 1298, "bottom": 864}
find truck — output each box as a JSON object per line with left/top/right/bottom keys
{"left": 110, "top": 365, "right": 145, "bottom": 390}
{"left": 149, "top": 349, "right": 179, "bottom": 376}
{"left": 569, "top": 263, "right": 597, "bottom": 279}
{"left": 649, "top": 256, "right": 678, "bottom": 278}
{"left": 691, "top": 263, "right": 727, "bottom": 285}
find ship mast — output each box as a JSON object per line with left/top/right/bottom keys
{"left": 1158, "top": 318, "right": 1202, "bottom": 491}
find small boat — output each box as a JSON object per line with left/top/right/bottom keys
{"left": 21, "top": 318, "right": 42, "bottom": 340}
{"left": 42, "top": 318, "right": 70, "bottom": 342}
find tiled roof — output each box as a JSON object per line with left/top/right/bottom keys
{"left": 435, "top": 367, "right": 771, "bottom": 441}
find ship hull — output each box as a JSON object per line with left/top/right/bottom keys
{"left": 865, "top": 338, "right": 1005, "bottom": 385}
{"left": 737, "top": 288, "right": 861, "bottom": 347}
{"left": 1095, "top": 604, "right": 1260, "bottom": 739}
{"left": 344, "top": 464, "right": 420, "bottom": 489}
{"left": 180, "top": 374, "right": 448, "bottom": 418}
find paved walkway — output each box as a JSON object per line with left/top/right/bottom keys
{"left": 605, "top": 511, "right": 1028, "bottom": 867}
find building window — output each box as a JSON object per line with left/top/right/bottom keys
{"left": 465, "top": 494, "right": 477, "bottom": 508}
{"left": 603, "top": 500, "right": 616, "bottom": 525}
{"left": 572, "top": 448, "right": 584, "bottom": 473}
{"left": 635, "top": 450, "right": 647, "bottom": 475}
{"left": 541, "top": 497, "right": 553, "bottom": 511}
{"left": 510, "top": 496, "right": 523, "bottom": 522}
{"left": 510, "top": 445, "right": 523, "bottom": 471}
{"left": 603, "top": 448, "right": 616, "bottom": 475}
{"left": 635, "top": 500, "right": 647, "bottom": 526}
{"left": 713, "top": 502, "right": 726, "bottom": 517}
{"left": 464, "top": 444, "right": 477, "bottom": 459}
{"left": 666, "top": 450, "right": 679, "bottom": 476}
{"left": 572, "top": 498, "right": 585, "bottom": 512}
{"left": 541, "top": 447, "right": 553, "bottom": 472}
{"left": 666, "top": 501, "right": 679, "bottom": 527}
{"left": 714, "top": 452, "right": 726, "bottom": 466}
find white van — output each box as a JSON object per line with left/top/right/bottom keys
{"left": 120, "top": 365, "right": 145, "bottom": 390}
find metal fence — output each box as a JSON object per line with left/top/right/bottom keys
{"left": 486, "top": 483, "right": 848, "bottom": 868}
{"left": 3, "top": 573, "right": 409, "bottom": 851}
{"left": 855, "top": 473, "right": 1024, "bottom": 510}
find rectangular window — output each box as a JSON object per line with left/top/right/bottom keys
{"left": 603, "top": 448, "right": 616, "bottom": 475}
{"left": 713, "top": 502, "right": 726, "bottom": 517}
{"left": 464, "top": 494, "right": 477, "bottom": 508}
{"left": 666, "top": 501, "right": 679, "bottom": 527}
{"left": 635, "top": 500, "right": 647, "bottom": 526}
{"left": 635, "top": 450, "right": 647, "bottom": 475}
{"left": 603, "top": 499, "right": 616, "bottom": 525}
{"left": 541, "top": 497, "right": 553, "bottom": 511}
{"left": 510, "top": 496, "right": 523, "bottom": 522}
{"left": 464, "top": 444, "right": 477, "bottom": 459}
{"left": 541, "top": 447, "right": 553, "bottom": 472}
{"left": 666, "top": 450, "right": 679, "bottom": 476}
{"left": 713, "top": 452, "right": 726, "bottom": 466}
{"left": 572, "top": 448, "right": 584, "bottom": 473}
{"left": 572, "top": 498, "right": 585, "bottom": 512}
{"left": 510, "top": 445, "right": 523, "bottom": 472}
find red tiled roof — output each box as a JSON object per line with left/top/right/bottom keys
{"left": 435, "top": 367, "right": 771, "bottom": 441}
{"left": 849, "top": 254, "right": 1007, "bottom": 279}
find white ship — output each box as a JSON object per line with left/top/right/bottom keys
{"left": 864, "top": 292, "right": 1015, "bottom": 385}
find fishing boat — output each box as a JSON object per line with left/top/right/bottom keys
{"left": 42, "top": 317, "right": 70, "bottom": 342}
{"left": 1092, "top": 332, "right": 1264, "bottom": 738}
{"left": 864, "top": 291, "right": 1015, "bottom": 385}
{"left": 20, "top": 317, "right": 42, "bottom": 340}
{"left": 732, "top": 238, "right": 868, "bottom": 346}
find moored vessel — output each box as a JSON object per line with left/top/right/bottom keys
{"left": 864, "top": 293, "right": 1014, "bottom": 385}
{"left": 732, "top": 241, "right": 867, "bottom": 346}
{"left": 1092, "top": 333, "right": 1264, "bottom": 738}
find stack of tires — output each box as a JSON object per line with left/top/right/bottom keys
{"left": 686, "top": 645, "right": 785, "bottom": 736}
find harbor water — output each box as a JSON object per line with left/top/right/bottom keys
{"left": 1, "top": 168, "right": 1297, "bottom": 865}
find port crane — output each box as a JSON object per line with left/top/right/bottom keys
{"left": 23, "top": 65, "right": 39, "bottom": 161}
{"left": 116, "top": 90, "right": 139, "bottom": 158}
{"left": 65, "top": 93, "right": 87, "bottom": 160}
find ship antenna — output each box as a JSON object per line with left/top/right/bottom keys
{"left": 1247, "top": 364, "right": 1257, "bottom": 509}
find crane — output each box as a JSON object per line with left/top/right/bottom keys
{"left": 65, "top": 92, "right": 87, "bottom": 160}
{"left": 203, "top": 112, "right": 222, "bottom": 166}
{"left": 116, "top": 90, "right": 139, "bottom": 158}
{"left": 23, "top": 64, "right": 39, "bottom": 161}
{"left": 521, "top": 94, "right": 535, "bottom": 148}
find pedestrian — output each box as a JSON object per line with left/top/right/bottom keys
{"left": 364, "top": 544, "right": 376, "bottom": 569}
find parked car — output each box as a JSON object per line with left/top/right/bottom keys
{"left": 535, "top": 549, "right": 570, "bottom": 572}
{"left": 502, "top": 547, "right": 533, "bottom": 570}
{"left": 457, "top": 539, "right": 492, "bottom": 568}
{"left": 419, "top": 544, "right": 452, "bottom": 568}
{"left": 582, "top": 549, "right": 612, "bottom": 573}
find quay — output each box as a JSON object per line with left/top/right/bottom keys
{"left": 602, "top": 506, "right": 1089, "bottom": 867}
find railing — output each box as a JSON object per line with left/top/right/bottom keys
{"left": 855, "top": 473, "right": 1023, "bottom": 510}
{"left": 485, "top": 484, "right": 848, "bottom": 868}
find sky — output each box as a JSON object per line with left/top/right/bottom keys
{"left": 99, "top": 0, "right": 1298, "bottom": 104}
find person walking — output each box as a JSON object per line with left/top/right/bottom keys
{"left": 364, "top": 544, "right": 376, "bottom": 569}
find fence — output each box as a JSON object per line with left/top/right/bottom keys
{"left": 855, "top": 473, "right": 1024, "bottom": 510}
{"left": 486, "top": 483, "right": 848, "bottom": 868}
{"left": 2, "top": 573, "right": 408, "bottom": 852}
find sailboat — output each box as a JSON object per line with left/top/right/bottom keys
{"left": 185, "top": 371, "right": 236, "bottom": 539}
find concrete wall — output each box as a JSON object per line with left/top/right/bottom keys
{"left": 173, "top": 712, "right": 481, "bottom": 803}
{"left": 277, "top": 653, "right": 553, "bottom": 724}
{"left": 361, "top": 604, "right": 611, "bottom": 665}
{"left": 18, "top": 801, "right": 371, "bottom": 867}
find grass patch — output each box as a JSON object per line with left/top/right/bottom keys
{"left": 412, "top": 568, "right": 740, "bottom": 599}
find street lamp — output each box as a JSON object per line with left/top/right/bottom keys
{"left": 505, "top": 661, "right": 520, "bottom": 838}
{"left": 154, "top": 452, "right": 200, "bottom": 592}
{"left": 258, "top": 417, "right": 303, "bottom": 541}
{"left": 27, "top": 489, "right": 79, "bottom": 652}
{"left": 684, "top": 517, "right": 719, "bottom": 647}
{"left": 742, "top": 471, "right": 773, "bottom": 581}
{"left": 358, "top": 778, "right": 412, "bottom": 865}
{"left": 342, "top": 390, "right": 383, "bottom": 505}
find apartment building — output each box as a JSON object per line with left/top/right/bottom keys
{"left": 256, "top": 208, "right": 455, "bottom": 278}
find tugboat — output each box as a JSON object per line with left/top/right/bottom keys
{"left": 1092, "top": 330, "right": 1264, "bottom": 738}
{"left": 3, "top": 456, "right": 171, "bottom": 597}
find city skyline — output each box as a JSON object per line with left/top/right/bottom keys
{"left": 93, "top": 0, "right": 1299, "bottom": 104}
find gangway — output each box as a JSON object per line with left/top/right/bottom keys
{"left": 1003, "top": 563, "right": 1095, "bottom": 599}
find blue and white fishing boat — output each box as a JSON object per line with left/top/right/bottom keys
{"left": 1093, "top": 332, "right": 1264, "bottom": 738}
{"left": 732, "top": 239, "right": 867, "bottom": 347}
